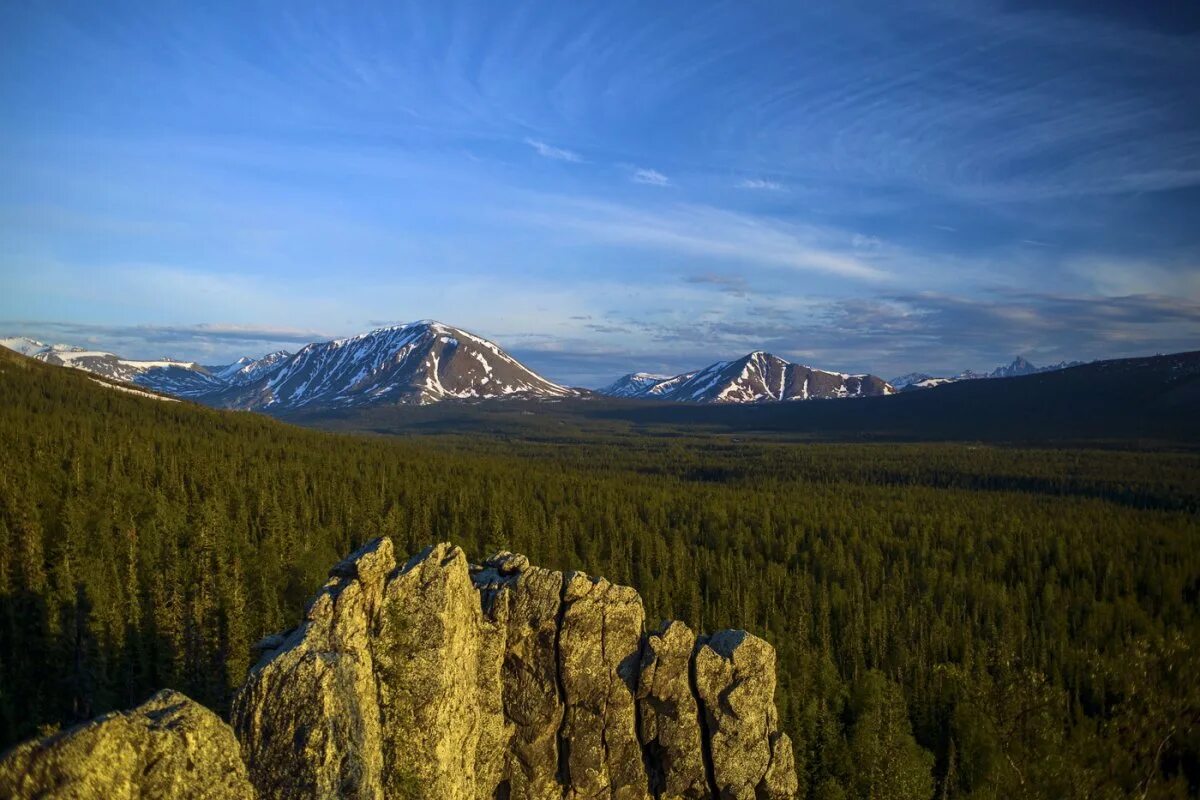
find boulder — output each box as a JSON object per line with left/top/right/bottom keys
{"left": 373, "top": 542, "right": 507, "bottom": 799}
{"left": 558, "top": 572, "right": 649, "bottom": 800}
{"left": 0, "top": 689, "right": 253, "bottom": 800}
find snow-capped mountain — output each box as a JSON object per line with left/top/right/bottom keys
{"left": 892, "top": 356, "right": 1084, "bottom": 391}
{"left": 989, "top": 356, "right": 1039, "bottom": 379}
{"left": 1, "top": 337, "right": 222, "bottom": 396}
{"left": 200, "top": 321, "right": 573, "bottom": 410}
{"left": 0, "top": 337, "right": 59, "bottom": 357}
{"left": 209, "top": 350, "right": 291, "bottom": 386}
{"left": 3, "top": 323, "right": 572, "bottom": 410}
{"left": 598, "top": 372, "right": 673, "bottom": 398}
{"left": 602, "top": 351, "right": 892, "bottom": 403}
{"left": 888, "top": 372, "right": 936, "bottom": 390}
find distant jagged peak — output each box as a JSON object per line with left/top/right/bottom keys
{"left": 600, "top": 350, "right": 892, "bottom": 403}
{"left": 895, "top": 354, "right": 1087, "bottom": 391}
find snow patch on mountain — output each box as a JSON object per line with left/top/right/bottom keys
{"left": 599, "top": 351, "right": 893, "bottom": 403}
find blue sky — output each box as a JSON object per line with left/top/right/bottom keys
{"left": 2, "top": 0, "right": 1198, "bottom": 386}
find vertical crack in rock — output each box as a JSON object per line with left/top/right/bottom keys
{"left": 553, "top": 572, "right": 571, "bottom": 792}
{"left": 559, "top": 572, "right": 650, "bottom": 799}
{"left": 481, "top": 552, "right": 565, "bottom": 800}
{"left": 688, "top": 635, "right": 721, "bottom": 800}
{"left": 472, "top": 562, "right": 517, "bottom": 799}
{"left": 630, "top": 636, "right": 654, "bottom": 797}
{"left": 637, "top": 621, "right": 710, "bottom": 799}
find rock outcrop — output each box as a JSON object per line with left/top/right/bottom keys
{"left": 234, "top": 538, "right": 796, "bottom": 799}
{"left": 0, "top": 689, "right": 254, "bottom": 800}
{"left": 693, "top": 631, "right": 798, "bottom": 800}
{"left": 2, "top": 538, "right": 796, "bottom": 799}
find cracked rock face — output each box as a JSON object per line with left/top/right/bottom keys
{"left": 637, "top": 621, "right": 710, "bottom": 800}
{"left": 474, "top": 553, "right": 565, "bottom": 800}
{"left": 0, "top": 689, "right": 254, "bottom": 800}
{"left": 558, "top": 572, "right": 649, "bottom": 800}
{"left": 693, "top": 630, "right": 796, "bottom": 800}
{"left": 19, "top": 537, "right": 795, "bottom": 799}
{"left": 231, "top": 538, "right": 796, "bottom": 798}
{"left": 232, "top": 537, "right": 395, "bottom": 799}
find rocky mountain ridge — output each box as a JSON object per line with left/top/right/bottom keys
{"left": 8, "top": 330, "right": 1092, "bottom": 410}
{"left": 202, "top": 322, "right": 574, "bottom": 409}
{"left": 891, "top": 356, "right": 1085, "bottom": 391}
{"left": 0, "top": 539, "right": 797, "bottom": 799}
{"left": 601, "top": 351, "right": 893, "bottom": 403}
{"left": 1, "top": 323, "right": 575, "bottom": 410}
{"left": 0, "top": 336, "right": 223, "bottom": 397}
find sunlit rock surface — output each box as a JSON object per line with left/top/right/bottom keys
{"left": 0, "top": 689, "right": 254, "bottom": 800}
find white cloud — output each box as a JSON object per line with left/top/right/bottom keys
{"left": 737, "top": 178, "right": 785, "bottom": 191}
{"left": 1070, "top": 257, "right": 1200, "bottom": 299}
{"left": 511, "top": 196, "right": 890, "bottom": 282}
{"left": 524, "top": 138, "right": 583, "bottom": 162}
{"left": 632, "top": 167, "right": 670, "bottom": 186}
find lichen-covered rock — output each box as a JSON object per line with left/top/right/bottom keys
{"left": 693, "top": 630, "right": 795, "bottom": 800}
{"left": 0, "top": 689, "right": 253, "bottom": 800}
{"left": 559, "top": 571, "right": 650, "bottom": 800}
{"left": 761, "top": 731, "right": 800, "bottom": 800}
{"left": 636, "top": 621, "right": 710, "bottom": 800}
{"left": 232, "top": 537, "right": 395, "bottom": 800}
{"left": 473, "top": 569, "right": 515, "bottom": 799}
{"left": 475, "top": 552, "right": 565, "bottom": 800}
{"left": 373, "top": 542, "right": 507, "bottom": 799}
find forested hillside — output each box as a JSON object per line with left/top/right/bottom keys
{"left": 1, "top": 348, "right": 1197, "bottom": 799}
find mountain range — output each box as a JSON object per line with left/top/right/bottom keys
{"left": 599, "top": 351, "right": 893, "bottom": 402}
{"left": 3, "top": 323, "right": 575, "bottom": 411}
{"left": 2, "top": 323, "right": 1084, "bottom": 411}
{"left": 0, "top": 337, "right": 224, "bottom": 396}
{"left": 890, "top": 356, "right": 1085, "bottom": 391}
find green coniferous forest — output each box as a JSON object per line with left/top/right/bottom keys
{"left": 1, "top": 348, "right": 1197, "bottom": 798}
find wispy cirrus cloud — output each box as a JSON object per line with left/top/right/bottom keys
{"left": 737, "top": 178, "right": 786, "bottom": 191}
{"left": 685, "top": 272, "right": 750, "bottom": 297}
{"left": 511, "top": 196, "right": 890, "bottom": 282}
{"left": 524, "top": 138, "right": 583, "bottom": 162}
{"left": 631, "top": 167, "right": 670, "bottom": 186}
{"left": 3, "top": 1, "right": 1198, "bottom": 386}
